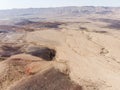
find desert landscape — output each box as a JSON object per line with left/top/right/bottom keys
{"left": 0, "top": 6, "right": 120, "bottom": 90}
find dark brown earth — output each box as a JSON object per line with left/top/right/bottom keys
{"left": 9, "top": 68, "right": 82, "bottom": 90}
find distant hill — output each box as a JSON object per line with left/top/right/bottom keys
{"left": 0, "top": 6, "right": 120, "bottom": 20}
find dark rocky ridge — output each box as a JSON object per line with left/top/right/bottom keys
{"left": 90, "top": 18, "right": 120, "bottom": 30}
{"left": 9, "top": 68, "right": 82, "bottom": 90}
{"left": 25, "top": 46, "right": 56, "bottom": 61}
{"left": 0, "top": 44, "right": 56, "bottom": 61}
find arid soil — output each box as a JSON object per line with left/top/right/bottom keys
{"left": 0, "top": 15, "right": 120, "bottom": 90}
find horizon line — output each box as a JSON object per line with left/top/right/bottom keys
{"left": 0, "top": 5, "right": 120, "bottom": 10}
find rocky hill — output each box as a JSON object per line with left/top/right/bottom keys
{"left": 0, "top": 6, "right": 120, "bottom": 20}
